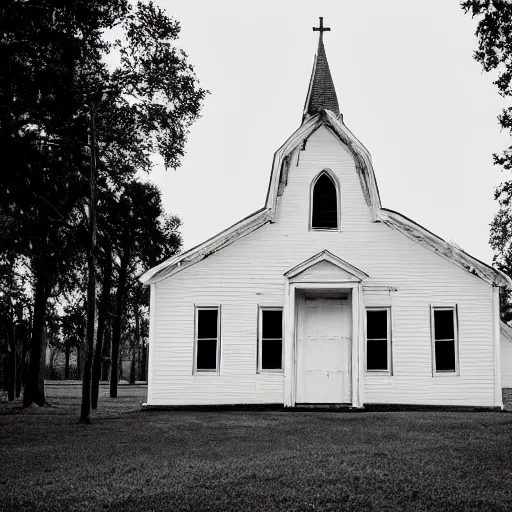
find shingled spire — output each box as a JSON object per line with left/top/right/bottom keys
{"left": 303, "top": 17, "right": 340, "bottom": 121}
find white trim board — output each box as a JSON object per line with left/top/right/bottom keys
{"left": 283, "top": 281, "right": 364, "bottom": 408}
{"left": 285, "top": 249, "right": 368, "bottom": 282}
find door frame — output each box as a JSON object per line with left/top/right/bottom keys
{"left": 283, "top": 281, "right": 364, "bottom": 407}
{"left": 296, "top": 294, "right": 352, "bottom": 404}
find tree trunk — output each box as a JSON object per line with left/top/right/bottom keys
{"left": 64, "top": 341, "right": 70, "bottom": 380}
{"left": 101, "top": 316, "right": 111, "bottom": 381}
{"left": 140, "top": 342, "right": 147, "bottom": 381}
{"left": 76, "top": 342, "right": 82, "bottom": 381}
{"left": 15, "top": 348, "right": 22, "bottom": 398}
{"left": 18, "top": 306, "right": 32, "bottom": 398}
{"left": 80, "top": 96, "right": 98, "bottom": 424}
{"left": 110, "top": 244, "right": 129, "bottom": 398}
{"left": 23, "top": 270, "right": 49, "bottom": 407}
{"left": 47, "top": 345, "right": 55, "bottom": 380}
{"left": 3, "top": 353, "right": 9, "bottom": 394}
{"left": 118, "top": 356, "right": 123, "bottom": 381}
{"left": 92, "top": 235, "right": 112, "bottom": 409}
{"left": 129, "top": 350, "right": 136, "bottom": 384}
{"left": 7, "top": 311, "right": 16, "bottom": 401}
{"left": 129, "top": 310, "right": 139, "bottom": 385}
{"left": 129, "top": 342, "right": 136, "bottom": 385}
{"left": 137, "top": 337, "right": 142, "bottom": 381}
{"left": 16, "top": 305, "right": 26, "bottom": 398}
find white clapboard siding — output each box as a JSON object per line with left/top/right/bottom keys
{"left": 501, "top": 329, "right": 512, "bottom": 388}
{"left": 150, "top": 125, "right": 495, "bottom": 407}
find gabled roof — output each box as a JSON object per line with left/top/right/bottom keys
{"left": 140, "top": 108, "right": 511, "bottom": 287}
{"left": 139, "top": 20, "right": 511, "bottom": 289}
{"left": 139, "top": 109, "right": 383, "bottom": 286}
{"left": 265, "top": 109, "right": 382, "bottom": 219}
{"left": 140, "top": 107, "right": 510, "bottom": 288}
{"left": 139, "top": 208, "right": 274, "bottom": 285}
{"left": 375, "top": 208, "right": 510, "bottom": 288}
{"left": 285, "top": 250, "right": 369, "bottom": 281}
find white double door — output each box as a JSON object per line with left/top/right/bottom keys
{"left": 296, "top": 297, "right": 352, "bottom": 404}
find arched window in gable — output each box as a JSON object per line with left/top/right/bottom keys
{"left": 311, "top": 170, "right": 339, "bottom": 230}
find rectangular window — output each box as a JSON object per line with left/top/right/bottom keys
{"left": 432, "top": 307, "right": 458, "bottom": 374}
{"left": 366, "top": 308, "right": 391, "bottom": 372}
{"left": 258, "top": 308, "right": 283, "bottom": 372}
{"left": 195, "top": 307, "right": 220, "bottom": 373}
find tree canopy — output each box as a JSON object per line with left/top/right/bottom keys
{"left": 0, "top": 0, "right": 205, "bottom": 417}
{"left": 462, "top": 0, "right": 512, "bottom": 320}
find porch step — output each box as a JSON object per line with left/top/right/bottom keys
{"left": 294, "top": 403, "right": 356, "bottom": 410}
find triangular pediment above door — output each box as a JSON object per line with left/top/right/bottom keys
{"left": 284, "top": 250, "right": 369, "bottom": 282}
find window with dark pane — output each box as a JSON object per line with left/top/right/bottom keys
{"left": 196, "top": 309, "right": 218, "bottom": 371}
{"left": 434, "top": 310, "right": 454, "bottom": 341}
{"left": 196, "top": 339, "right": 217, "bottom": 370}
{"left": 366, "top": 310, "right": 388, "bottom": 371}
{"left": 198, "top": 309, "right": 218, "bottom": 339}
{"left": 261, "top": 309, "right": 283, "bottom": 371}
{"left": 312, "top": 173, "right": 338, "bottom": 229}
{"left": 433, "top": 309, "right": 456, "bottom": 372}
{"left": 262, "top": 339, "right": 282, "bottom": 370}
{"left": 262, "top": 310, "right": 282, "bottom": 339}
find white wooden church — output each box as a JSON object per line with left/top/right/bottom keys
{"left": 141, "top": 19, "right": 512, "bottom": 409}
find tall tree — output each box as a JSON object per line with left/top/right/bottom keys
{"left": 0, "top": 1, "right": 204, "bottom": 415}
{"left": 0, "top": 0, "right": 127, "bottom": 406}
{"left": 79, "top": 1, "right": 204, "bottom": 420}
{"left": 91, "top": 231, "right": 112, "bottom": 409}
{"left": 462, "top": 1, "right": 512, "bottom": 319}
{"left": 106, "top": 180, "right": 181, "bottom": 398}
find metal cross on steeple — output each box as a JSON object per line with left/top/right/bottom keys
{"left": 303, "top": 16, "right": 339, "bottom": 120}
{"left": 313, "top": 17, "right": 331, "bottom": 40}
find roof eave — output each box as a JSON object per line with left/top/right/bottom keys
{"left": 140, "top": 208, "right": 274, "bottom": 285}
{"left": 377, "top": 208, "right": 511, "bottom": 288}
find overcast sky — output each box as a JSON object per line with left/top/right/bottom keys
{"left": 144, "top": 0, "right": 508, "bottom": 265}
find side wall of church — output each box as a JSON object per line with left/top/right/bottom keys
{"left": 501, "top": 333, "right": 512, "bottom": 388}
{"left": 148, "top": 125, "right": 496, "bottom": 407}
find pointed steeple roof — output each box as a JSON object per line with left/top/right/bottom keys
{"left": 303, "top": 17, "right": 340, "bottom": 121}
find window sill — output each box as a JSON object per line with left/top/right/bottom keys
{"left": 257, "top": 369, "right": 284, "bottom": 374}
{"left": 433, "top": 372, "right": 459, "bottom": 377}
{"left": 310, "top": 227, "right": 341, "bottom": 232}
{"left": 365, "top": 370, "right": 392, "bottom": 376}
{"left": 194, "top": 370, "right": 219, "bottom": 375}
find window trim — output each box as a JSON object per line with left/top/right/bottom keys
{"left": 193, "top": 305, "right": 221, "bottom": 375}
{"left": 309, "top": 168, "right": 342, "bottom": 232}
{"left": 365, "top": 307, "right": 392, "bottom": 375}
{"left": 430, "top": 305, "right": 459, "bottom": 376}
{"left": 257, "top": 306, "right": 284, "bottom": 374}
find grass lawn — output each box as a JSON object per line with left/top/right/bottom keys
{"left": 1, "top": 385, "right": 512, "bottom": 511}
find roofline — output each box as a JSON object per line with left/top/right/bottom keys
{"left": 265, "top": 110, "right": 382, "bottom": 217}
{"left": 381, "top": 207, "right": 498, "bottom": 276}
{"left": 302, "top": 52, "right": 317, "bottom": 121}
{"left": 378, "top": 208, "right": 511, "bottom": 288}
{"left": 285, "top": 249, "right": 369, "bottom": 280}
{"left": 139, "top": 207, "right": 271, "bottom": 284}
{"left": 140, "top": 111, "right": 510, "bottom": 290}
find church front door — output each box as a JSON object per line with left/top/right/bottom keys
{"left": 296, "top": 296, "right": 352, "bottom": 404}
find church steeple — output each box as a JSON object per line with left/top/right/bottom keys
{"left": 303, "top": 17, "right": 340, "bottom": 121}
